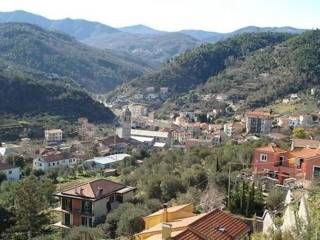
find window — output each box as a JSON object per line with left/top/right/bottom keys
{"left": 313, "top": 166, "right": 320, "bottom": 178}
{"left": 69, "top": 159, "right": 72, "bottom": 163}
{"left": 81, "top": 217, "right": 93, "bottom": 227}
{"left": 260, "top": 154, "right": 268, "bottom": 162}
{"left": 39, "top": 163, "right": 42, "bottom": 166}
{"left": 57, "top": 162, "right": 59, "bottom": 165}
{"left": 116, "top": 194, "right": 123, "bottom": 203}
{"left": 81, "top": 201, "right": 92, "bottom": 215}
{"left": 8, "top": 170, "right": 12, "bottom": 175}
{"left": 48, "top": 163, "right": 51, "bottom": 166}
{"left": 109, "top": 195, "right": 114, "bottom": 202}
{"left": 62, "top": 198, "right": 72, "bottom": 211}
{"left": 64, "top": 213, "right": 71, "bottom": 226}
{"left": 53, "top": 163, "right": 55, "bottom": 166}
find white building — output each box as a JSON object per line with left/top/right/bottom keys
{"left": 45, "top": 129, "right": 63, "bottom": 143}
{"left": 0, "top": 163, "right": 20, "bottom": 181}
{"left": 131, "top": 129, "right": 171, "bottom": 145}
{"left": 33, "top": 151, "right": 77, "bottom": 171}
{"left": 84, "top": 154, "right": 131, "bottom": 169}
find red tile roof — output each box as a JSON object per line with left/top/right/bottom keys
{"left": 0, "top": 162, "right": 15, "bottom": 171}
{"left": 172, "top": 209, "right": 250, "bottom": 240}
{"left": 58, "top": 179, "right": 127, "bottom": 200}
{"left": 292, "top": 139, "right": 320, "bottom": 149}
{"left": 246, "top": 111, "right": 271, "bottom": 119}
{"left": 255, "top": 144, "right": 287, "bottom": 153}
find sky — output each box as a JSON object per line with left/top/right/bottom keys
{"left": 0, "top": 0, "right": 319, "bottom": 32}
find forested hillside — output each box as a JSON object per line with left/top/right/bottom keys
{"left": 123, "top": 32, "right": 292, "bottom": 94}
{"left": 198, "top": 29, "right": 320, "bottom": 107}
{"left": 0, "top": 71, "right": 115, "bottom": 123}
{"left": 0, "top": 23, "right": 151, "bottom": 93}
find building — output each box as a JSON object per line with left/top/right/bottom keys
{"left": 45, "top": 129, "right": 63, "bottom": 143}
{"left": 54, "top": 179, "right": 136, "bottom": 228}
{"left": 84, "top": 154, "right": 131, "bottom": 169}
{"left": 252, "top": 144, "right": 320, "bottom": 184}
{"left": 246, "top": 111, "right": 272, "bottom": 134}
{"left": 299, "top": 115, "right": 313, "bottom": 126}
{"left": 291, "top": 139, "right": 320, "bottom": 150}
{"left": 0, "top": 163, "right": 20, "bottom": 181}
{"left": 224, "top": 122, "right": 245, "bottom": 137}
{"left": 131, "top": 129, "right": 171, "bottom": 146}
{"left": 33, "top": 149, "right": 77, "bottom": 171}
{"left": 78, "top": 118, "right": 96, "bottom": 141}
{"left": 127, "top": 104, "right": 148, "bottom": 118}
{"left": 135, "top": 203, "right": 250, "bottom": 240}
{"left": 116, "top": 107, "right": 131, "bottom": 140}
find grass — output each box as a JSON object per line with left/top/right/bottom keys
{"left": 270, "top": 95, "right": 319, "bottom": 116}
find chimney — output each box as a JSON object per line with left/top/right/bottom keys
{"left": 97, "top": 187, "right": 103, "bottom": 196}
{"left": 80, "top": 187, "right": 84, "bottom": 195}
{"left": 162, "top": 203, "right": 168, "bottom": 222}
{"left": 161, "top": 223, "right": 172, "bottom": 240}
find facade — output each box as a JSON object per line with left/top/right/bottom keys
{"left": 135, "top": 203, "right": 250, "bottom": 240}
{"left": 78, "top": 118, "right": 96, "bottom": 140}
{"left": 84, "top": 154, "right": 131, "bottom": 169}
{"left": 116, "top": 107, "right": 132, "bottom": 140}
{"left": 246, "top": 111, "right": 272, "bottom": 134}
{"left": 45, "top": 129, "right": 63, "bottom": 143}
{"left": 33, "top": 150, "right": 77, "bottom": 171}
{"left": 54, "top": 179, "right": 136, "bottom": 228}
{"left": 252, "top": 144, "right": 320, "bottom": 184}
{"left": 131, "top": 129, "right": 171, "bottom": 145}
{"left": 0, "top": 163, "right": 20, "bottom": 181}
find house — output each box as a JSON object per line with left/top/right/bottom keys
{"left": 224, "top": 122, "right": 245, "bottom": 137}
{"left": 246, "top": 111, "right": 272, "bottom": 134}
{"left": 33, "top": 149, "right": 77, "bottom": 171}
{"left": 252, "top": 144, "right": 320, "bottom": 184}
{"left": 0, "top": 146, "right": 19, "bottom": 162}
{"left": 54, "top": 179, "right": 136, "bottom": 228}
{"left": 299, "top": 115, "right": 313, "bottom": 126}
{"left": 278, "top": 116, "right": 300, "bottom": 128}
{"left": 145, "top": 93, "right": 159, "bottom": 100}
{"left": 45, "top": 129, "right": 63, "bottom": 143}
{"left": 0, "top": 163, "right": 20, "bottom": 181}
{"left": 84, "top": 154, "right": 131, "bottom": 169}
{"left": 291, "top": 139, "right": 320, "bottom": 150}
{"left": 135, "top": 203, "right": 250, "bottom": 240}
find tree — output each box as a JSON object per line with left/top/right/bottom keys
{"left": 14, "top": 176, "right": 55, "bottom": 236}
{"left": 160, "top": 175, "right": 186, "bottom": 201}
{"left": 0, "top": 172, "right": 7, "bottom": 185}
{"left": 291, "top": 128, "right": 309, "bottom": 139}
{"left": 266, "top": 188, "right": 285, "bottom": 210}
{"left": 64, "top": 226, "right": 103, "bottom": 240}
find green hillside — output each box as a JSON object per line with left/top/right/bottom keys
{"left": 0, "top": 71, "right": 115, "bottom": 123}
{"left": 157, "top": 30, "right": 320, "bottom": 116}
{"left": 123, "top": 32, "right": 292, "bottom": 95}
{"left": 200, "top": 30, "right": 320, "bottom": 107}
{"left": 0, "top": 23, "right": 151, "bottom": 93}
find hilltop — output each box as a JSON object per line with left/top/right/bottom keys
{"left": 0, "top": 22, "right": 151, "bottom": 93}
{"left": 0, "top": 11, "right": 306, "bottom": 66}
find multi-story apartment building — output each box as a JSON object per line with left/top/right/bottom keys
{"left": 54, "top": 179, "right": 136, "bottom": 228}
{"left": 45, "top": 129, "right": 63, "bottom": 143}
{"left": 252, "top": 144, "right": 320, "bottom": 184}
{"left": 246, "top": 111, "right": 272, "bottom": 134}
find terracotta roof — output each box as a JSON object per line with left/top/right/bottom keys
{"left": 256, "top": 145, "right": 287, "bottom": 153}
{"left": 147, "top": 203, "right": 193, "bottom": 217}
{"left": 0, "top": 163, "right": 15, "bottom": 171}
{"left": 41, "top": 151, "right": 72, "bottom": 163}
{"left": 289, "top": 148, "right": 320, "bottom": 159}
{"left": 59, "top": 179, "right": 126, "bottom": 200}
{"left": 292, "top": 139, "right": 320, "bottom": 149}
{"left": 172, "top": 209, "right": 250, "bottom": 240}
{"left": 246, "top": 111, "right": 271, "bottom": 119}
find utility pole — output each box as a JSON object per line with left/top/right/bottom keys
{"left": 227, "top": 163, "right": 231, "bottom": 209}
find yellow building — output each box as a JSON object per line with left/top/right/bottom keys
{"left": 135, "top": 203, "right": 251, "bottom": 240}
{"left": 136, "top": 203, "right": 199, "bottom": 240}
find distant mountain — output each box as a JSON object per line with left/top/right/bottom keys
{"left": 119, "top": 24, "right": 163, "bottom": 35}
{"left": 179, "top": 30, "right": 223, "bottom": 42}
{"left": 0, "top": 10, "right": 119, "bottom": 40}
{"left": 123, "top": 32, "right": 292, "bottom": 94}
{"left": 0, "top": 23, "right": 151, "bottom": 92}
{"left": 0, "top": 11, "right": 307, "bottom": 66}
{"left": 83, "top": 32, "right": 201, "bottom": 65}
{"left": 181, "top": 26, "right": 306, "bottom": 42}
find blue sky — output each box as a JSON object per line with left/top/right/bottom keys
{"left": 1, "top": 0, "right": 319, "bottom": 32}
